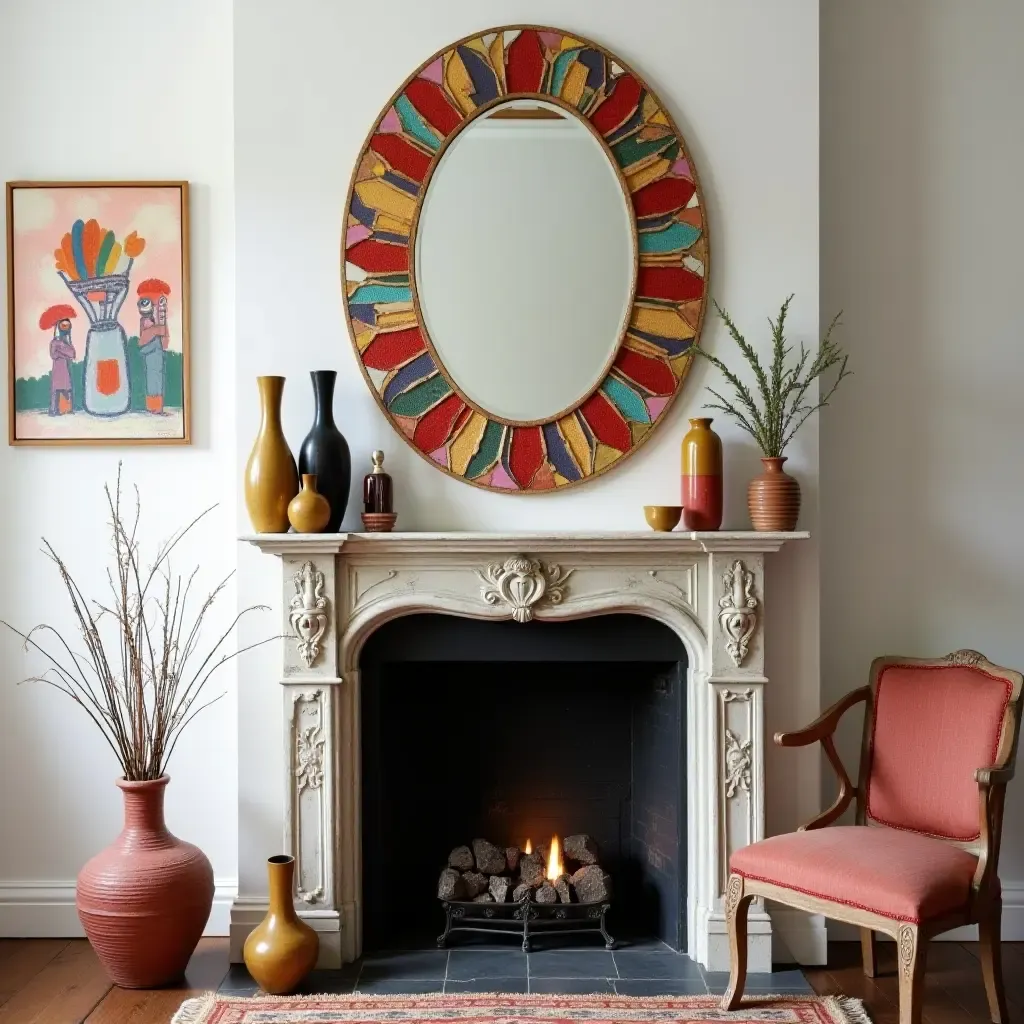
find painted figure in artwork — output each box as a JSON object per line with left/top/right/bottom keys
{"left": 40, "top": 304, "right": 78, "bottom": 415}
{"left": 137, "top": 279, "right": 171, "bottom": 413}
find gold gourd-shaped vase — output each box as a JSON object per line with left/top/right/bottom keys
{"left": 245, "top": 376, "right": 299, "bottom": 533}
{"left": 288, "top": 474, "right": 331, "bottom": 533}
{"left": 243, "top": 855, "right": 319, "bottom": 994}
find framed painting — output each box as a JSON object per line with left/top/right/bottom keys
{"left": 6, "top": 181, "right": 190, "bottom": 445}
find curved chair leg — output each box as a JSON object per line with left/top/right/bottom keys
{"left": 721, "top": 875, "right": 754, "bottom": 1011}
{"left": 896, "top": 924, "right": 927, "bottom": 1024}
{"left": 860, "top": 928, "right": 877, "bottom": 978}
{"left": 979, "top": 896, "right": 1009, "bottom": 1024}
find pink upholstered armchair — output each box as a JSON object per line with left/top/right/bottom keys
{"left": 722, "top": 651, "right": 1023, "bottom": 1024}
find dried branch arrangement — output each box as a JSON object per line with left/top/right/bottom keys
{"left": 2, "top": 466, "right": 273, "bottom": 780}
{"left": 697, "top": 295, "right": 851, "bottom": 458}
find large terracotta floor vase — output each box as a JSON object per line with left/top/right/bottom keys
{"left": 76, "top": 776, "right": 214, "bottom": 988}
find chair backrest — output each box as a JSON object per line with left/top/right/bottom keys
{"left": 856, "top": 651, "right": 1024, "bottom": 851}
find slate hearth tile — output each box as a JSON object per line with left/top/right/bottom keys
{"left": 358, "top": 950, "right": 448, "bottom": 978}
{"left": 355, "top": 976, "right": 446, "bottom": 994}
{"left": 612, "top": 937, "right": 675, "bottom": 952}
{"left": 445, "top": 978, "right": 530, "bottom": 994}
{"left": 528, "top": 950, "right": 617, "bottom": 978}
{"left": 614, "top": 978, "right": 709, "bottom": 996}
{"left": 218, "top": 964, "right": 258, "bottom": 995}
{"left": 530, "top": 978, "right": 615, "bottom": 994}
{"left": 703, "top": 969, "right": 812, "bottom": 995}
{"left": 612, "top": 951, "right": 704, "bottom": 980}
{"left": 446, "top": 950, "right": 528, "bottom": 980}
{"left": 292, "top": 968, "right": 359, "bottom": 994}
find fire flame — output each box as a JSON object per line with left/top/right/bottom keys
{"left": 523, "top": 839, "right": 532, "bottom": 855}
{"left": 546, "top": 835, "right": 563, "bottom": 881}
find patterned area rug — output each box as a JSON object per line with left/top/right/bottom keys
{"left": 173, "top": 992, "right": 871, "bottom": 1023}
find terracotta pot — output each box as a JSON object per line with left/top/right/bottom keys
{"left": 243, "top": 855, "right": 319, "bottom": 994}
{"left": 245, "top": 376, "right": 299, "bottom": 533}
{"left": 76, "top": 776, "right": 213, "bottom": 988}
{"left": 748, "top": 456, "right": 801, "bottom": 531}
{"left": 680, "top": 417, "right": 723, "bottom": 530}
{"left": 288, "top": 474, "right": 331, "bottom": 533}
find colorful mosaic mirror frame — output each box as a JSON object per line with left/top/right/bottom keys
{"left": 342, "top": 26, "right": 709, "bottom": 493}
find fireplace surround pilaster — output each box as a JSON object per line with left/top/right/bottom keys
{"left": 236, "top": 531, "right": 808, "bottom": 973}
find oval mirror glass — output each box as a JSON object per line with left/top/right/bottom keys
{"left": 414, "top": 99, "right": 635, "bottom": 424}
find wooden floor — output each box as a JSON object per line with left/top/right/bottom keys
{"left": 0, "top": 938, "right": 1018, "bottom": 1022}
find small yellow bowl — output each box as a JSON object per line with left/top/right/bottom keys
{"left": 644, "top": 505, "right": 683, "bottom": 532}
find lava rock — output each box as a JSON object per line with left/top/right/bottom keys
{"left": 519, "top": 851, "right": 545, "bottom": 886}
{"left": 512, "top": 882, "right": 534, "bottom": 902}
{"left": 564, "top": 834, "right": 600, "bottom": 866}
{"left": 472, "top": 838, "right": 507, "bottom": 875}
{"left": 473, "top": 892, "right": 495, "bottom": 903}
{"left": 462, "top": 871, "right": 488, "bottom": 898}
{"left": 448, "top": 845, "right": 474, "bottom": 871}
{"left": 490, "top": 875, "right": 511, "bottom": 903}
{"left": 535, "top": 882, "right": 558, "bottom": 904}
{"left": 554, "top": 873, "right": 573, "bottom": 904}
{"left": 505, "top": 846, "right": 521, "bottom": 872}
{"left": 571, "top": 864, "right": 612, "bottom": 904}
{"left": 438, "top": 868, "right": 467, "bottom": 901}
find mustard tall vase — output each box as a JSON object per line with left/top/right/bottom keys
{"left": 680, "top": 417, "right": 723, "bottom": 531}
{"left": 243, "top": 855, "right": 319, "bottom": 995}
{"left": 245, "top": 377, "right": 299, "bottom": 533}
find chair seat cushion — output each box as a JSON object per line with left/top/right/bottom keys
{"left": 730, "top": 825, "right": 978, "bottom": 924}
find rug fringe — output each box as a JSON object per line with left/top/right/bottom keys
{"left": 833, "top": 995, "right": 872, "bottom": 1023}
{"left": 171, "top": 992, "right": 216, "bottom": 1024}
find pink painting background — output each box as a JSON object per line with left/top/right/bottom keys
{"left": 11, "top": 185, "right": 184, "bottom": 380}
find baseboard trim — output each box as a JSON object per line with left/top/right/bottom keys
{"left": 770, "top": 904, "right": 828, "bottom": 964}
{"left": 827, "top": 881, "right": 1024, "bottom": 942}
{"left": 0, "top": 878, "right": 238, "bottom": 938}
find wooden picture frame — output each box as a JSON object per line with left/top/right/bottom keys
{"left": 6, "top": 180, "right": 191, "bottom": 446}
{"left": 342, "top": 26, "right": 709, "bottom": 493}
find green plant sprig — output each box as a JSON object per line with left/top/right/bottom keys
{"left": 695, "top": 295, "right": 850, "bottom": 459}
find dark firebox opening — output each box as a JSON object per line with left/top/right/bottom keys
{"left": 360, "top": 614, "right": 686, "bottom": 951}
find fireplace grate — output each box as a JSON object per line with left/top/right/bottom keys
{"left": 437, "top": 896, "right": 615, "bottom": 952}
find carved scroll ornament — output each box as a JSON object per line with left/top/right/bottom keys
{"left": 477, "top": 556, "right": 573, "bottom": 623}
{"left": 718, "top": 560, "right": 759, "bottom": 666}
{"left": 289, "top": 561, "right": 329, "bottom": 668}
{"left": 724, "top": 728, "right": 752, "bottom": 799}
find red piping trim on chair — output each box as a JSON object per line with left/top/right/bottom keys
{"left": 734, "top": 870, "right": 933, "bottom": 924}
{"left": 865, "top": 665, "right": 1013, "bottom": 843}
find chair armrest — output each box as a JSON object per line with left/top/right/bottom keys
{"left": 775, "top": 686, "right": 870, "bottom": 748}
{"left": 972, "top": 764, "right": 1015, "bottom": 894}
{"left": 775, "top": 686, "right": 870, "bottom": 831}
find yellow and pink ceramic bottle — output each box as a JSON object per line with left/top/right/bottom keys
{"left": 680, "top": 418, "right": 723, "bottom": 531}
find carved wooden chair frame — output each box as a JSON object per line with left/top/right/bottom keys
{"left": 723, "top": 650, "right": 1024, "bottom": 1024}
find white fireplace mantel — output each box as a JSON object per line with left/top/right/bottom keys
{"left": 234, "top": 530, "right": 808, "bottom": 973}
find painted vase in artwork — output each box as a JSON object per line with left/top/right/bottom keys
{"left": 245, "top": 376, "right": 299, "bottom": 533}
{"left": 288, "top": 474, "right": 331, "bottom": 533}
{"left": 748, "top": 456, "right": 801, "bottom": 531}
{"left": 680, "top": 418, "right": 723, "bottom": 530}
{"left": 298, "top": 370, "right": 351, "bottom": 532}
{"left": 76, "top": 777, "right": 214, "bottom": 988}
{"left": 243, "top": 855, "right": 319, "bottom": 995}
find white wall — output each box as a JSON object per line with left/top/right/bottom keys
{"left": 821, "top": 0, "right": 1024, "bottom": 935}
{"left": 234, "top": 0, "right": 822, "bottom": 919}
{"left": 0, "top": 0, "right": 239, "bottom": 934}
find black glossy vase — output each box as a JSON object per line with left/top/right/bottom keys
{"left": 298, "top": 371, "right": 351, "bottom": 532}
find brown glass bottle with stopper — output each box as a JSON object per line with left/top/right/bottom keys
{"left": 361, "top": 450, "right": 396, "bottom": 531}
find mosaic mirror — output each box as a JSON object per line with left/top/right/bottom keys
{"left": 342, "top": 27, "right": 709, "bottom": 492}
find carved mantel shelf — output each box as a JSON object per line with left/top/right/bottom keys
{"left": 237, "top": 529, "right": 808, "bottom": 974}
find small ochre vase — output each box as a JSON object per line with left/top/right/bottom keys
{"left": 680, "top": 417, "right": 723, "bottom": 530}
{"left": 243, "top": 855, "right": 319, "bottom": 995}
{"left": 245, "top": 376, "right": 299, "bottom": 533}
{"left": 749, "top": 456, "right": 801, "bottom": 531}
{"left": 288, "top": 474, "right": 331, "bottom": 533}
{"left": 76, "top": 776, "right": 213, "bottom": 988}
